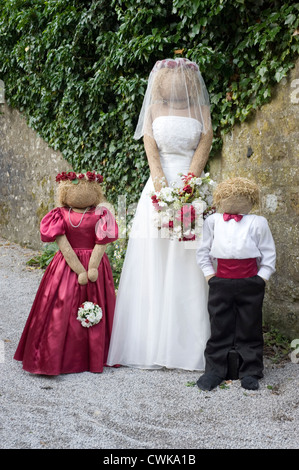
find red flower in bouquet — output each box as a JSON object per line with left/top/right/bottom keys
{"left": 151, "top": 194, "right": 161, "bottom": 211}
{"left": 182, "top": 184, "right": 193, "bottom": 194}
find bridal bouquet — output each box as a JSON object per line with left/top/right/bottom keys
{"left": 150, "top": 172, "right": 216, "bottom": 241}
{"left": 77, "top": 301, "right": 103, "bottom": 328}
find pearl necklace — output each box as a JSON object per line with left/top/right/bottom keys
{"left": 68, "top": 207, "right": 90, "bottom": 228}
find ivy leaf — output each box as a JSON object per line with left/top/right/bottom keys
{"left": 274, "top": 68, "right": 286, "bottom": 82}
{"left": 285, "top": 14, "right": 296, "bottom": 25}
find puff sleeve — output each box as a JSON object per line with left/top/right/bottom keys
{"left": 95, "top": 207, "right": 118, "bottom": 245}
{"left": 40, "top": 208, "right": 66, "bottom": 242}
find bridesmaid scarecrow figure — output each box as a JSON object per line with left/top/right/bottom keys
{"left": 14, "top": 171, "right": 118, "bottom": 375}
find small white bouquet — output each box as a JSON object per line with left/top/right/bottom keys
{"left": 77, "top": 301, "right": 103, "bottom": 328}
{"left": 150, "top": 172, "right": 216, "bottom": 241}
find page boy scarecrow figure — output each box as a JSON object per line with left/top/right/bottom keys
{"left": 196, "top": 177, "right": 276, "bottom": 391}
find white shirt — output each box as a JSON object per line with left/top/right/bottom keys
{"left": 196, "top": 213, "right": 276, "bottom": 280}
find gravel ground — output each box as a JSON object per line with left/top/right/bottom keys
{"left": 0, "top": 236, "right": 298, "bottom": 451}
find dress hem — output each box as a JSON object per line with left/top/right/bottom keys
{"left": 15, "top": 360, "right": 105, "bottom": 375}
{"left": 106, "top": 361, "right": 205, "bottom": 372}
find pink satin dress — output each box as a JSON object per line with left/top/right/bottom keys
{"left": 14, "top": 206, "right": 118, "bottom": 375}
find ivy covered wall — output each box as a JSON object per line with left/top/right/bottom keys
{"left": 0, "top": 0, "right": 298, "bottom": 208}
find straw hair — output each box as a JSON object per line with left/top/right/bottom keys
{"left": 213, "top": 177, "right": 260, "bottom": 208}
{"left": 56, "top": 179, "right": 105, "bottom": 207}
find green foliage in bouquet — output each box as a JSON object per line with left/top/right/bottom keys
{"left": 0, "top": 0, "right": 298, "bottom": 210}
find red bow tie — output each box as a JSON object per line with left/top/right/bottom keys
{"left": 223, "top": 213, "right": 243, "bottom": 222}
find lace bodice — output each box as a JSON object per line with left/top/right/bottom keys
{"left": 152, "top": 115, "right": 202, "bottom": 184}
{"left": 152, "top": 116, "right": 202, "bottom": 159}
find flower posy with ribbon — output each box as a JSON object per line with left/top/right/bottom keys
{"left": 77, "top": 301, "right": 103, "bottom": 328}
{"left": 150, "top": 172, "right": 216, "bottom": 241}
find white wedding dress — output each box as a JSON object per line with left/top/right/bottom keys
{"left": 107, "top": 116, "right": 210, "bottom": 370}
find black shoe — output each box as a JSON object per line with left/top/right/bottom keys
{"left": 197, "top": 373, "right": 223, "bottom": 391}
{"left": 241, "top": 376, "right": 259, "bottom": 390}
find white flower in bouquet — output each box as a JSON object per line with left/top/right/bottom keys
{"left": 83, "top": 301, "right": 95, "bottom": 310}
{"left": 77, "top": 301, "right": 103, "bottom": 328}
{"left": 172, "top": 200, "right": 181, "bottom": 211}
{"left": 160, "top": 186, "right": 175, "bottom": 202}
{"left": 157, "top": 200, "right": 168, "bottom": 208}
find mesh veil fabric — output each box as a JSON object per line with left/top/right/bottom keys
{"left": 134, "top": 58, "right": 211, "bottom": 140}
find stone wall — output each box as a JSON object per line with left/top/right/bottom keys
{"left": 210, "top": 59, "right": 299, "bottom": 338}
{"left": 0, "top": 103, "right": 71, "bottom": 248}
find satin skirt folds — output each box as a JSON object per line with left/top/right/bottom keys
{"left": 107, "top": 157, "right": 211, "bottom": 371}
{"left": 14, "top": 250, "right": 116, "bottom": 375}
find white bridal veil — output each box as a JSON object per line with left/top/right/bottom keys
{"left": 134, "top": 57, "right": 211, "bottom": 140}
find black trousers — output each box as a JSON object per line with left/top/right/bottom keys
{"left": 204, "top": 275, "right": 265, "bottom": 379}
